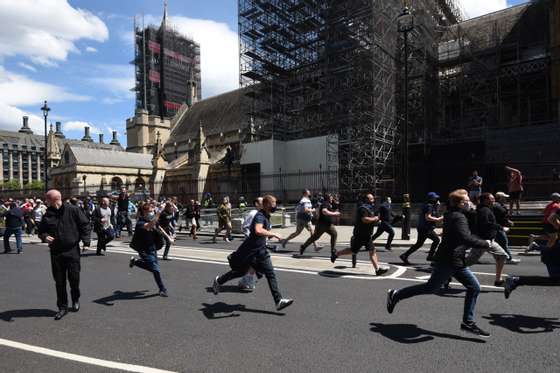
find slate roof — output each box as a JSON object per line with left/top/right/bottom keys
{"left": 167, "top": 87, "right": 248, "bottom": 145}
{"left": 69, "top": 145, "right": 153, "bottom": 169}
{"left": 0, "top": 130, "right": 123, "bottom": 151}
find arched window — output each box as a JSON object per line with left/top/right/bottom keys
{"left": 135, "top": 177, "right": 145, "bottom": 191}
{"left": 111, "top": 177, "right": 123, "bottom": 191}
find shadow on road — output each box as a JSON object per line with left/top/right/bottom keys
{"left": 483, "top": 313, "right": 560, "bottom": 334}
{"left": 204, "top": 286, "right": 249, "bottom": 294}
{"left": 0, "top": 309, "right": 57, "bottom": 322}
{"left": 93, "top": 290, "right": 159, "bottom": 306}
{"left": 199, "top": 302, "right": 285, "bottom": 319}
{"left": 369, "top": 322, "right": 486, "bottom": 344}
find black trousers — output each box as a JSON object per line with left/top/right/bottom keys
{"left": 403, "top": 228, "right": 440, "bottom": 258}
{"left": 50, "top": 253, "right": 81, "bottom": 309}
{"left": 371, "top": 221, "right": 395, "bottom": 250}
{"left": 218, "top": 250, "right": 282, "bottom": 304}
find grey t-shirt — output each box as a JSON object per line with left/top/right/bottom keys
{"left": 99, "top": 207, "right": 112, "bottom": 229}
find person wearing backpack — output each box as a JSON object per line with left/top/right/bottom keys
{"left": 129, "top": 201, "right": 168, "bottom": 297}
{"left": 299, "top": 193, "right": 340, "bottom": 256}
{"left": 92, "top": 197, "right": 115, "bottom": 256}
{"left": 281, "top": 190, "right": 318, "bottom": 250}
{"left": 212, "top": 195, "right": 293, "bottom": 311}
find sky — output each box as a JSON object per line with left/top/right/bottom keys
{"left": 0, "top": 0, "right": 529, "bottom": 145}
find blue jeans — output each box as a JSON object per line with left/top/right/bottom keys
{"left": 394, "top": 263, "right": 480, "bottom": 323}
{"left": 134, "top": 250, "right": 166, "bottom": 291}
{"left": 495, "top": 230, "right": 512, "bottom": 260}
{"left": 3, "top": 227, "right": 22, "bottom": 252}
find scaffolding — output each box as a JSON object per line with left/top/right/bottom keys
{"left": 435, "top": 1, "right": 557, "bottom": 143}
{"left": 133, "top": 14, "right": 201, "bottom": 118}
{"left": 239, "top": 0, "right": 458, "bottom": 198}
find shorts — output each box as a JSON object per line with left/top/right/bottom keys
{"left": 543, "top": 223, "right": 558, "bottom": 234}
{"left": 509, "top": 191, "right": 522, "bottom": 200}
{"left": 350, "top": 236, "right": 375, "bottom": 254}
{"left": 296, "top": 219, "right": 313, "bottom": 231}
{"left": 466, "top": 241, "right": 508, "bottom": 266}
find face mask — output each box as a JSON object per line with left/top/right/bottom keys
{"left": 146, "top": 212, "right": 155, "bottom": 221}
{"left": 270, "top": 206, "right": 277, "bottom": 213}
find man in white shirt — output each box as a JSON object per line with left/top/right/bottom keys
{"left": 281, "top": 190, "right": 318, "bottom": 250}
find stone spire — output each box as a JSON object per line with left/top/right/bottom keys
{"left": 47, "top": 124, "right": 61, "bottom": 166}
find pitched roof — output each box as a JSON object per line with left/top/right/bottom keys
{"left": 166, "top": 87, "right": 248, "bottom": 145}
{"left": 0, "top": 129, "right": 124, "bottom": 151}
{"left": 68, "top": 145, "right": 153, "bottom": 169}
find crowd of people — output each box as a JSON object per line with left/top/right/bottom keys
{"left": 2, "top": 164, "right": 559, "bottom": 337}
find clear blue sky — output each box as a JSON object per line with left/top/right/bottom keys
{"left": 0, "top": 0, "right": 530, "bottom": 145}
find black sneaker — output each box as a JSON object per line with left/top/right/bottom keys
{"left": 426, "top": 254, "right": 434, "bottom": 262}
{"left": 399, "top": 253, "right": 410, "bottom": 265}
{"left": 330, "top": 251, "right": 337, "bottom": 263}
{"left": 159, "top": 289, "right": 169, "bottom": 297}
{"left": 385, "top": 247, "right": 392, "bottom": 252}
{"left": 299, "top": 245, "right": 305, "bottom": 256}
{"left": 54, "top": 308, "right": 68, "bottom": 321}
{"left": 129, "top": 256, "right": 136, "bottom": 268}
{"left": 212, "top": 276, "right": 220, "bottom": 295}
{"left": 71, "top": 301, "right": 80, "bottom": 312}
{"left": 504, "top": 276, "right": 518, "bottom": 299}
{"left": 494, "top": 280, "right": 504, "bottom": 287}
{"left": 460, "top": 322, "right": 491, "bottom": 338}
{"left": 386, "top": 289, "right": 397, "bottom": 314}
{"left": 376, "top": 267, "right": 389, "bottom": 276}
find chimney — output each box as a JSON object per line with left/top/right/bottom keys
{"left": 110, "top": 130, "right": 121, "bottom": 146}
{"left": 54, "top": 121, "right": 65, "bottom": 139}
{"left": 98, "top": 133, "right": 104, "bottom": 144}
{"left": 81, "top": 126, "right": 93, "bottom": 142}
{"left": 18, "top": 116, "right": 33, "bottom": 134}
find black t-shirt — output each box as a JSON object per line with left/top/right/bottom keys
{"left": 158, "top": 210, "right": 174, "bottom": 229}
{"left": 492, "top": 202, "right": 509, "bottom": 227}
{"left": 133, "top": 218, "right": 155, "bottom": 251}
{"left": 378, "top": 202, "right": 391, "bottom": 222}
{"left": 117, "top": 194, "right": 129, "bottom": 212}
{"left": 353, "top": 204, "right": 375, "bottom": 237}
{"left": 5, "top": 207, "right": 24, "bottom": 228}
{"left": 318, "top": 201, "right": 334, "bottom": 226}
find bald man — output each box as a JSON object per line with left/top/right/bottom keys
{"left": 38, "top": 189, "right": 91, "bottom": 320}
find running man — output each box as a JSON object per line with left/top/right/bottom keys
{"left": 212, "top": 195, "right": 294, "bottom": 311}
{"left": 527, "top": 193, "right": 560, "bottom": 251}
{"left": 299, "top": 193, "right": 339, "bottom": 256}
{"left": 331, "top": 193, "right": 388, "bottom": 276}
{"left": 400, "top": 192, "right": 443, "bottom": 265}
{"left": 387, "top": 189, "right": 492, "bottom": 338}
{"left": 281, "top": 190, "right": 318, "bottom": 250}
{"left": 371, "top": 197, "right": 395, "bottom": 251}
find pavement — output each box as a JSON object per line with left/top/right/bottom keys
{"left": 1, "top": 235, "right": 559, "bottom": 373}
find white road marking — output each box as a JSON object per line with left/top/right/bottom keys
{"left": 0, "top": 338, "right": 177, "bottom": 373}
{"left": 415, "top": 275, "right": 431, "bottom": 280}
{"left": 103, "top": 245, "right": 503, "bottom": 289}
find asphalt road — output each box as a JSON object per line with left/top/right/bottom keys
{"left": 1, "top": 238, "right": 559, "bottom": 373}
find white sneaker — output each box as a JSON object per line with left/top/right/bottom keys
{"left": 212, "top": 276, "right": 220, "bottom": 295}
{"left": 525, "top": 242, "right": 539, "bottom": 253}
{"left": 507, "top": 258, "right": 521, "bottom": 264}
{"left": 276, "top": 298, "right": 294, "bottom": 311}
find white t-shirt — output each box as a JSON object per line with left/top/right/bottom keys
{"left": 99, "top": 207, "right": 112, "bottom": 229}
{"left": 296, "top": 197, "right": 313, "bottom": 220}
{"left": 242, "top": 209, "right": 259, "bottom": 238}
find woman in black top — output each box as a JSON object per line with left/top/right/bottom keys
{"left": 387, "top": 189, "right": 492, "bottom": 338}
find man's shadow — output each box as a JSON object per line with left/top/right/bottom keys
{"left": 199, "top": 302, "right": 285, "bottom": 319}
{"left": 369, "top": 322, "right": 486, "bottom": 344}
{"left": 483, "top": 314, "right": 560, "bottom": 334}
{"left": 93, "top": 290, "right": 159, "bottom": 306}
{"left": 0, "top": 309, "right": 57, "bottom": 322}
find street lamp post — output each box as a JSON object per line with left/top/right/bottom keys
{"left": 82, "top": 174, "right": 87, "bottom": 196}
{"left": 41, "top": 100, "right": 50, "bottom": 194}
{"left": 397, "top": 7, "right": 414, "bottom": 240}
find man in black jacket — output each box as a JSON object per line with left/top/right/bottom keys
{"left": 466, "top": 193, "right": 508, "bottom": 286}
{"left": 3, "top": 202, "right": 24, "bottom": 254}
{"left": 371, "top": 197, "right": 396, "bottom": 251}
{"left": 387, "top": 189, "right": 492, "bottom": 338}
{"left": 38, "top": 189, "right": 91, "bottom": 320}
{"left": 115, "top": 187, "right": 132, "bottom": 238}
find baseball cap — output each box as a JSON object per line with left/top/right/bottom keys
{"left": 495, "top": 192, "right": 510, "bottom": 198}
{"left": 551, "top": 193, "right": 560, "bottom": 200}
{"left": 427, "top": 192, "right": 440, "bottom": 199}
